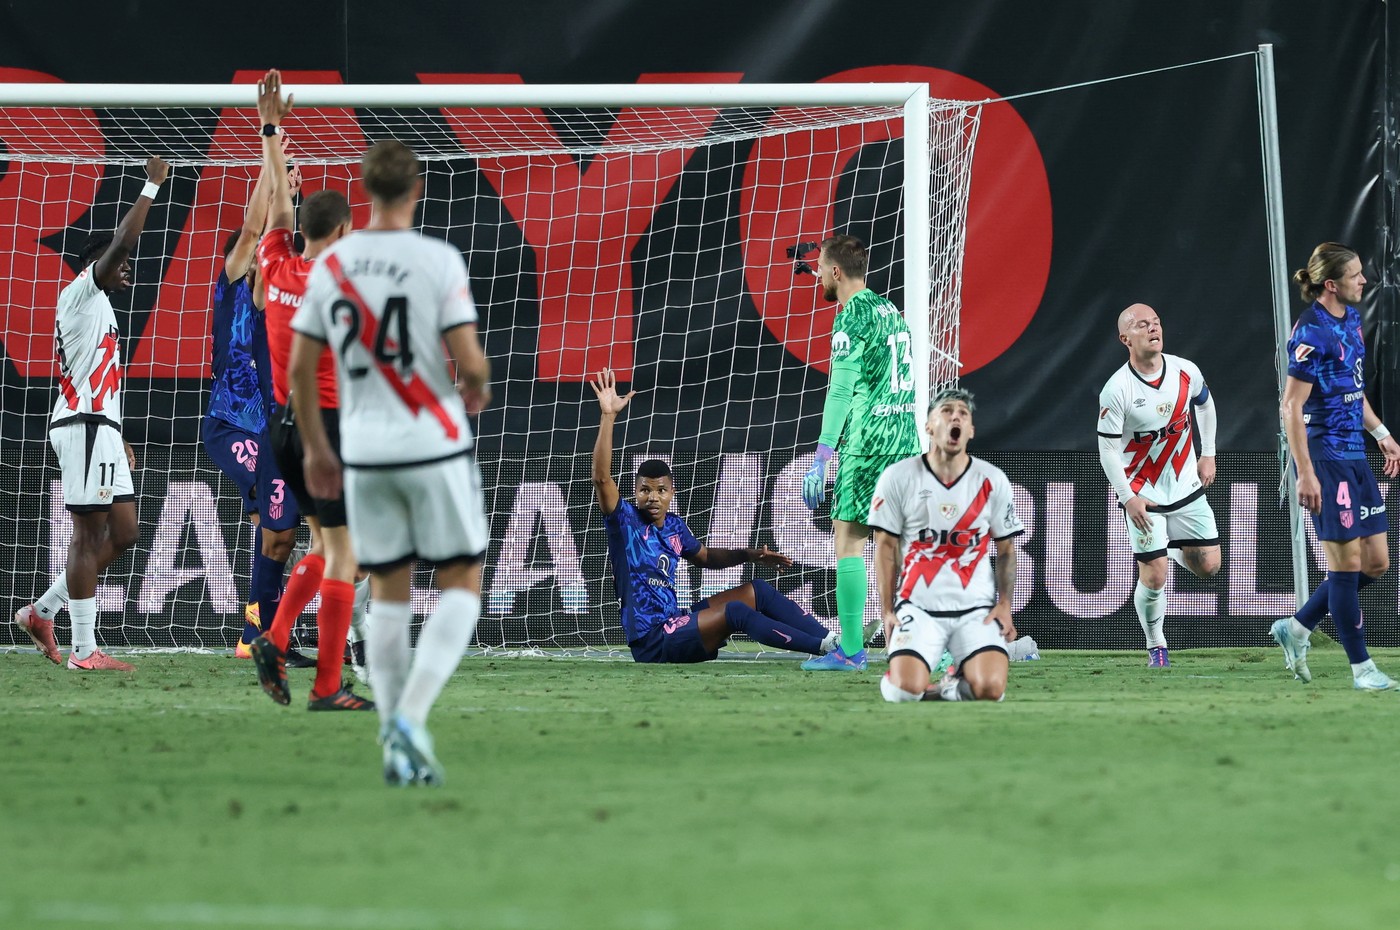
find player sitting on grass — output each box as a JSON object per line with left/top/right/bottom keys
{"left": 872, "top": 388, "right": 1024, "bottom": 702}
{"left": 591, "top": 368, "right": 840, "bottom": 663}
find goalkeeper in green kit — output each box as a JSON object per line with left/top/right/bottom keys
{"left": 801, "top": 235, "right": 922, "bottom": 671}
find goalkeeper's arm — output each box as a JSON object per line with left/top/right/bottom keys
{"left": 817, "top": 360, "right": 860, "bottom": 449}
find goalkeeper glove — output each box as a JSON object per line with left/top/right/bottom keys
{"left": 802, "top": 444, "right": 835, "bottom": 511}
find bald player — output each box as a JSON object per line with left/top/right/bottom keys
{"left": 1097, "top": 304, "right": 1221, "bottom": 667}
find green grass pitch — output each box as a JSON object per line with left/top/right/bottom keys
{"left": 2, "top": 647, "right": 1399, "bottom": 929}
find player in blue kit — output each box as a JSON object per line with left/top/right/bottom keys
{"left": 1274, "top": 242, "right": 1400, "bottom": 690}
{"left": 591, "top": 368, "right": 840, "bottom": 663}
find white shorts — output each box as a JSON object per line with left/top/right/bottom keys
{"left": 886, "top": 602, "right": 1008, "bottom": 670}
{"left": 345, "top": 453, "right": 490, "bottom": 570}
{"left": 50, "top": 421, "right": 134, "bottom": 512}
{"left": 1126, "top": 493, "right": 1219, "bottom": 561}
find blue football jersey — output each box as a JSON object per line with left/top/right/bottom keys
{"left": 604, "top": 500, "right": 701, "bottom": 642}
{"left": 1287, "top": 302, "right": 1366, "bottom": 461}
{"left": 207, "top": 271, "right": 268, "bottom": 435}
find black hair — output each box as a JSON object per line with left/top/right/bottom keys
{"left": 636, "top": 459, "right": 673, "bottom": 481}
{"left": 928, "top": 386, "right": 976, "bottom": 415}
{"left": 301, "top": 189, "right": 351, "bottom": 241}
{"left": 223, "top": 229, "right": 241, "bottom": 261}
{"left": 80, "top": 232, "right": 114, "bottom": 268}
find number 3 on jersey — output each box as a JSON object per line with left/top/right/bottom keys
{"left": 332, "top": 296, "right": 414, "bottom": 378}
{"left": 886, "top": 331, "right": 914, "bottom": 393}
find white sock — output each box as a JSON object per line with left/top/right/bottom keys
{"left": 350, "top": 575, "right": 371, "bottom": 643}
{"left": 366, "top": 600, "right": 413, "bottom": 731}
{"left": 880, "top": 673, "right": 923, "bottom": 703}
{"left": 1133, "top": 582, "right": 1167, "bottom": 649}
{"left": 397, "top": 589, "right": 480, "bottom": 729}
{"left": 1287, "top": 616, "right": 1312, "bottom": 641}
{"left": 820, "top": 631, "right": 839, "bottom": 654}
{"left": 1352, "top": 658, "right": 1377, "bottom": 678}
{"left": 70, "top": 597, "right": 97, "bottom": 658}
{"left": 35, "top": 572, "right": 70, "bottom": 620}
{"left": 1166, "top": 548, "right": 1186, "bottom": 569}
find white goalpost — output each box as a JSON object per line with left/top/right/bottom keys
{"left": 0, "top": 81, "right": 981, "bottom": 654}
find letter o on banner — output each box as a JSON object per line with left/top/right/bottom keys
{"left": 739, "top": 65, "right": 1052, "bottom": 376}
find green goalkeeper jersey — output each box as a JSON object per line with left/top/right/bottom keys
{"left": 821, "top": 288, "right": 921, "bottom": 457}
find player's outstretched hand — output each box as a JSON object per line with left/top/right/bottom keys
{"left": 1296, "top": 471, "right": 1322, "bottom": 514}
{"left": 750, "top": 545, "right": 792, "bottom": 571}
{"left": 802, "top": 444, "right": 834, "bottom": 511}
{"left": 257, "top": 69, "right": 294, "bottom": 126}
{"left": 1197, "top": 454, "right": 1216, "bottom": 488}
{"left": 1380, "top": 436, "right": 1400, "bottom": 479}
{"left": 985, "top": 604, "right": 1017, "bottom": 643}
{"left": 590, "top": 368, "right": 635, "bottom": 416}
{"left": 144, "top": 156, "right": 170, "bottom": 186}
{"left": 304, "top": 446, "right": 343, "bottom": 501}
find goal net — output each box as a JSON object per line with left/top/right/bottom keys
{"left": 0, "top": 82, "right": 980, "bottom": 655}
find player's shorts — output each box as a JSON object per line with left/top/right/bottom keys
{"left": 201, "top": 415, "right": 260, "bottom": 514}
{"left": 834, "top": 453, "right": 906, "bottom": 524}
{"left": 269, "top": 403, "right": 346, "bottom": 528}
{"left": 253, "top": 428, "right": 300, "bottom": 533}
{"left": 344, "top": 451, "right": 490, "bottom": 571}
{"left": 1124, "top": 492, "right": 1219, "bottom": 562}
{"left": 1311, "top": 458, "right": 1388, "bottom": 542}
{"left": 886, "top": 601, "right": 1008, "bottom": 670}
{"left": 627, "top": 601, "right": 719, "bottom": 664}
{"left": 50, "top": 420, "right": 135, "bottom": 513}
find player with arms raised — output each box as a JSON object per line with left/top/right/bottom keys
{"left": 801, "top": 235, "right": 922, "bottom": 671}
{"left": 1097, "top": 304, "right": 1221, "bottom": 668}
{"left": 247, "top": 70, "right": 368, "bottom": 710}
{"left": 1272, "top": 243, "right": 1400, "bottom": 690}
{"left": 292, "top": 138, "right": 491, "bottom": 785}
{"left": 872, "top": 388, "right": 1023, "bottom": 703}
{"left": 592, "top": 368, "right": 840, "bottom": 663}
{"left": 13, "top": 156, "right": 169, "bottom": 670}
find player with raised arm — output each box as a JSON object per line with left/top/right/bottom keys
{"left": 203, "top": 146, "right": 302, "bottom": 659}
{"left": 872, "top": 388, "right": 1023, "bottom": 703}
{"left": 13, "top": 156, "right": 169, "bottom": 670}
{"left": 292, "top": 138, "right": 491, "bottom": 785}
{"left": 247, "top": 70, "right": 369, "bottom": 711}
{"left": 1097, "top": 304, "right": 1221, "bottom": 668}
{"left": 1272, "top": 243, "right": 1400, "bottom": 690}
{"left": 800, "top": 235, "right": 922, "bottom": 671}
{"left": 592, "top": 368, "right": 839, "bottom": 663}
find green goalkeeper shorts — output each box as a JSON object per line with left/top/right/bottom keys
{"left": 833, "top": 453, "right": 905, "bottom": 524}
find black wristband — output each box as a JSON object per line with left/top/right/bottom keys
{"left": 261, "top": 123, "right": 280, "bottom": 137}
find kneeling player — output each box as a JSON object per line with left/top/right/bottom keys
{"left": 591, "top": 369, "right": 839, "bottom": 662}
{"left": 872, "top": 388, "right": 1024, "bottom": 703}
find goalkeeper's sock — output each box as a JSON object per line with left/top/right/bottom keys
{"left": 69, "top": 597, "right": 97, "bottom": 660}
{"left": 311, "top": 578, "right": 354, "bottom": 698}
{"left": 1133, "top": 581, "right": 1166, "bottom": 649}
{"left": 1326, "top": 570, "right": 1370, "bottom": 664}
{"left": 1293, "top": 572, "right": 1376, "bottom": 631}
{"left": 268, "top": 553, "right": 324, "bottom": 652}
{"left": 251, "top": 551, "right": 287, "bottom": 636}
{"left": 366, "top": 600, "right": 413, "bottom": 730}
{"left": 749, "top": 578, "right": 831, "bottom": 639}
{"left": 723, "top": 600, "right": 826, "bottom": 655}
{"left": 835, "top": 557, "right": 868, "bottom": 655}
{"left": 35, "top": 572, "right": 69, "bottom": 620}
{"left": 397, "top": 589, "right": 480, "bottom": 729}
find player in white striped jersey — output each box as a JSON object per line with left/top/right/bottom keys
{"left": 870, "top": 387, "right": 1025, "bottom": 703}
{"left": 13, "top": 156, "right": 169, "bottom": 672}
{"left": 290, "top": 139, "right": 490, "bottom": 786}
{"left": 1097, "top": 304, "right": 1221, "bottom": 668}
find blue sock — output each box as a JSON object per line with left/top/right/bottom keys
{"left": 723, "top": 601, "right": 826, "bottom": 655}
{"left": 1296, "top": 573, "right": 1377, "bottom": 630}
{"left": 749, "top": 579, "right": 834, "bottom": 641}
{"left": 252, "top": 550, "right": 287, "bottom": 640}
{"left": 1326, "top": 570, "right": 1370, "bottom": 663}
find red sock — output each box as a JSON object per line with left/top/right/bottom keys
{"left": 268, "top": 553, "right": 325, "bottom": 652}
{"left": 313, "top": 578, "right": 354, "bottom": 698}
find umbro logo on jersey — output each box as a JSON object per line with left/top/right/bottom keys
{"left": 940, "top": 503, "right": 959, "bottom": 519}
{"left": 1294, "top": 343, "right": 1316, "bottom": 363}
{"left": 1132, "top": 397, "right": 1146, "bottom": 407}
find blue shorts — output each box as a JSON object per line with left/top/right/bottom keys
{"left": 254, "top": 426, "right": 300, "bottom": 533}
{"left": 202, "top": 416, "right": 260, "bottom": 513}
{"left": 1311, "top": 458, "right": 1388, "bottom": 542}
{"left": 628, "top": 601, "right": 718, "bottom": 664}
